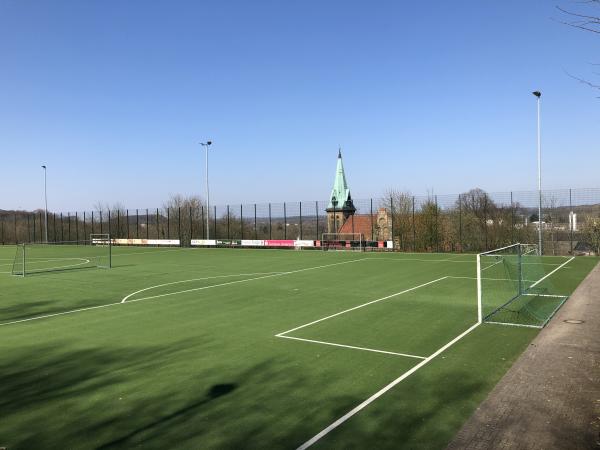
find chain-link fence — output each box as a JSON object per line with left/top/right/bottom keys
{"left": 2, "top": 188, "right": 599, "bottom": 255}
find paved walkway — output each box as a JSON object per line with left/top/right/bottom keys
{"left": 448, "top": 260, "right": 600, "bottom": 450}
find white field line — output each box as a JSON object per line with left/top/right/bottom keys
{"left": 367, "top": 257, "right": 473, "bottom": 264}
{"left": 120, "top": 272, "right": 284, "bottom": 303}
{"left": 1, "top": 259, "right": 368, "bottom": 327}
{"left": 296, "top": 322, "right": 481, "bottom": 450}
{"left": 2, "top": 258, "right": 92, "bottom": 274}
{"left": 481, "top": 258, "right": 503, "bottom": 272}
{"left": 277, "top": 335, "right": 426, "bottom": 359}
{"left": 530, "top": 257, "right": 575, "bottom": 289}
{"left": 485, "top": 321, "right": 542, "bottom": 329}
{"left": 121, "top": 258, "right": 367, "bottom": 304}
{"left": 522, "top": 293, "right": 568, "bottom": 298}
{"left": 449, "top": 276, "right": 538, "bottom": 283}
{"left": 0, "top": 301, "right": 123, "bottom": 327}
{"left": 276, "top": 277, "right": 448, "bottom": 337}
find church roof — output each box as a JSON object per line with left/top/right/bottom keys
{"left": 327, "top": 150, "right": 354, "bottom": 210}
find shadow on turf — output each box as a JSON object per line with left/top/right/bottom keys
{"left": 0, "top": 337, "right": 489, "bottom": 449}
{"left": 0, "top": 339, "right": 342, "bottom": 449}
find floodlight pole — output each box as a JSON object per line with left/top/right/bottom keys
{"left": 42, "top": 165, "right": 48, "bottom": 243}
{"left": 200, "top": 141, "right": 212, "bottom": 240}
{"left": 533, "top": 91, "right": 542, "bottom": 255}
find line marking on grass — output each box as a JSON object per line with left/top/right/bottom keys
{"left": 0, "top": 301, "right": 123, "bottom": 327}
{"left": 120, "top": 272, "right": 284, "bottom": 303}
{"left": 530, "top": 256, "right": 575, "bottom": 288}
{"left": 448, "top": 276, "right": 537, "bottom": 283}
{"left": 276, "top": 277, "right": 448, "bottom": 337}
{"left": 276, "top": 335, "right": 426, "bottom": 359}
{"left": 0, "top": 259, "right": 368, "bottom": 327}
{"left": 122, "top": 258, "right": 367, "bottom": 303}
{"left": 296, "top": 321, "right": 481, "bottom": 450}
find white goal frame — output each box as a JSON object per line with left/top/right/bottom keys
{"left": 476, "top": 242, "right": 539, "bottom": 325}
{"left": 321, "top": 233, "right": 364, "bottom": 251}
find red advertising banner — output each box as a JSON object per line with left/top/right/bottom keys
{"left": 265, "top": 240, "right": 295, "bottom": 247}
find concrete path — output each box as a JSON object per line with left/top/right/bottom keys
{"left": 448, "top": 260, "right": 600, "bottom": 450}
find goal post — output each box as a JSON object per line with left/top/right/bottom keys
{"left": 477, "top": 243, "right": 568, "bottom": 328}
{"left": 12, "top": 235, "right": 112, "bottom": 277}
{"left": 321, "top": 233, "right": 364, "bottom": 251}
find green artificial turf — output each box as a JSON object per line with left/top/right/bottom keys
{"left": 0, "top": 246, "right": 597, "bottom": 449}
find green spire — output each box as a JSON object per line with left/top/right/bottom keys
{"left": 327, "top": 149, "right": 354, "bottom": 210}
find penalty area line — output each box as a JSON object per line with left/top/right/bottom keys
{"left": 276, "top": 335, "right": 426, "bottom": 360}
{"left": 277, "top": 276, "right": 448, "bottom": 337}
{"left": 296, "top": 322, "right": 481, "bottom": 450}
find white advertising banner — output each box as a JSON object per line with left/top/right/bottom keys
{"left": 241, "top": 240, "right": 265, "bottom": 246}
{"left": 191, "top": 239, "right": 217, "bottom": 246}
{"left": 386, "top": 240, "right": 394, "bottom": 249}
{"left": 294, "top": 240, "right": 315, "bottom": 247}
{"left": 113, "top": 238, "right": 180, "bottom": 246}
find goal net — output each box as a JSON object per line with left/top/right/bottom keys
{"left": 12, "top": 235, "right": 112, "bottom": 277}
{"left": 321, "top": 233, "right": 364, "bottom": 251}
{"left": 477, "top": 243, "right": 568, "bottom": 328}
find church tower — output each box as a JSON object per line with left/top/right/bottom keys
{"left": 326, "top": 149, "right": 356, "bottom": 233}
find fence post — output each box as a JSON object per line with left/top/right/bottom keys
{"left": 68, "top": 213, "right": 71, "bottom": 241}
{"left": 83, "top": 212, "right": 87, "bottom": 241}
{"left": 156, "top": 208, "right": 160, "bottom": 238}
{"left": 227, "top": 205, "right": 230, "bottom": 240}
{"left": 254, "top": 204, "right": 257, "bottom": 239}
{"left": 201, "top": 206, "right": 205, "bottom": 239}
{"left": 435, "top": 195, "right": 440, "bottom": 253}
{"left": 33, "top": 214, "right": 36, "bottom": 243}
{"left": 269, "top": 203, "right": 272, "bottom": 240}
{"left": 136, "top": 209, "right": 139, "bottom": 238}
{"left": 189, "top": 206, "right": 193, "bottom": 243}
{"left": 284, "top": 202, "right": 287, "bottom": 240}
{"left": 412, "top": 196, "right": 416, "bottom": 252}
{"left": 510, "top": 192, "right": 514, "bottom": 244}
{"left": 147, "top": 209, "right": 150, "bottom": 240}
{"left": 126, "top": 209, "right": 130, "bottom": 238}
{"left": 569, "top": 188, "right": 573, "bottom": 254}
{"left": 76, "top": 212, "right": 79, "bottom": 241}
{"left": 390, "top": 197, "right": 394, "bottom": 245}
{"left": 315, "top": 201, "right": 319, "bottom": 240}
{"left": 458, "top": 194, "right": 462, "bottom": 252}
{"left": 299, "top": 201, "right": 303, "bottom": 240}
{"left": 167, "top": 208, "right": 170, "bottom": 239}
{"left": 240, "top": 204, "right": 243, "bottom": 240}
{"left": 90, "top": 211, "right": 94, "bottom": 236}
{"left": 14, "top": 214, "right": 18, "bottom": 244}
{"left": 60, "top": 213, "right": 64, "bottom": 241}
{"left": 108, "top": 210, "right": 111, "bottom": 238}
{"left": 483, "top": 197, "right": 488, "bottom": 251}
{"left": 117, "top": 210, "right": 120, "bottom": 239}
{"left": 213, "top": 206, "right": 217, "bottom": 239}
{"left": 99, "top": 211, "right": 103, "bottom": 235}
{"left": 370, "top": 198, "right": 374, "bottom": 241}
{"left": 178, "top": 207, "right": 181, "bottom": 246}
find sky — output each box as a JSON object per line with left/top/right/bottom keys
{"left": 0, "top": 0, "right": 598, "bottom": 212}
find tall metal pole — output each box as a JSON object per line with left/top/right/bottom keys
{"left": 42, "top": 165, "right": 48, "bottom": 242}
{"left": 200, "top": 141, "right": 212, "bottom": 239}
{"left": 533, "top": 91, "right": 542, "bottom": 255}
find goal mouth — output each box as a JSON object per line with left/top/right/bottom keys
{"left": 477, "top": 243, "right": 568, "bottom": 328}
{"left": 321, "top": 233, "right": 364, "bottom": 251}
{"left": 12, "top": 235, "right": 112, "bottom": 277}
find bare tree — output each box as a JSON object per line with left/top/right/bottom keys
{"left": 556, "top": 1, "right": 600, "bottom": 95}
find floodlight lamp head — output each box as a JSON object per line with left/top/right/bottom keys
{"left": 207, "top": 141, "right": 212, "bottom": 146}
{"left": 41, "top": 165, "right": 46, "bottom": 169}
{"left": 532, "top": 91, "right": 541, "bottom": 98}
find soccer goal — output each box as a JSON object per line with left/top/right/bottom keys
{"left": 12, "top": 235, "right": 112, "bottom": 277}
{"left": 477, "top": 243, "right": 568, "bottom": 328}
{"left": 321, "top": 233, "right": 364, "bottom": 251}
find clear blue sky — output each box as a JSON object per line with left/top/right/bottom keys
{"left": 1, "top": 0, "right": 598, "bottom": 212}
